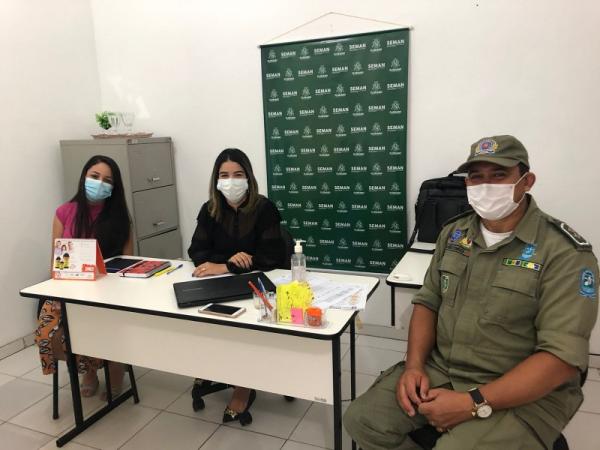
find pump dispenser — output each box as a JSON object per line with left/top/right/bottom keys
{"left": 291, "top": 239, "right": 307, "bottom": 282}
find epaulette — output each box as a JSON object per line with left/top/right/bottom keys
{"left": 442, "top": 209, "right": 475, "bottom": 227}
{"left": 549, "top": 217, "right": 592, "bottom": 251}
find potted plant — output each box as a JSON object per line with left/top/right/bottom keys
{"left": 95, "top": 111, "right": 112, "bottom": 131}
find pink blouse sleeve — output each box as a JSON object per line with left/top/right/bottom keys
{"left": 55, "top": 202, "right": 74, "bottom": 226}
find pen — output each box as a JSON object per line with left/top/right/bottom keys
{"left": 248, "top": 281, "right": 273, "bottom": 310}
{"left": 166, "top": 263, "right": 183, "bottom": 275}
{"left": 153, "top": 267, "right": 171, "bottom": 277}
{"left": 257, "top": 277, "right": 267, "bottom": 294}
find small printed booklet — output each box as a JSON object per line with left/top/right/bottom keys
{"left": 52, "top": 238, "right": 106, "bottom": 281}
{"left": 118, "top": 260, "right": 171, "bottom": 278}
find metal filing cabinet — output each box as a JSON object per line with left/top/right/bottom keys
{"left": 60, "top": 137, "right": 182, "bottom": 259}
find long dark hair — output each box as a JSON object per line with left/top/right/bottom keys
{"left": 208, "top": 148, "right": 259, "bottom": 222}
{"left": 71, "top": 155, "right": 130, "bottom": 258}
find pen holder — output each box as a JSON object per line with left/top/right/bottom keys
{"left": 252, "top": 292, "right": 262, "bottom": 309}
{"left": 257, "top": 291, "right": 276, "bottom": 323}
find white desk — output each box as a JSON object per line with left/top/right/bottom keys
{"left": 21, "top": 262, "right": 379, "bottom": 449}
{"left": 386, "top": 243, "right": 434, "bottom": 328}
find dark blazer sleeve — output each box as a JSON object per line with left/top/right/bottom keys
{"left": 187, "top": 203, "right": 228, "bottom": 266}
{"left": 227, "top": 199, "right": 287, "bottom": 274}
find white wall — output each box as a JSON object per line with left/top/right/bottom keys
{"left": 3, "top": 0, "right": 598, "bottom": 350}
{"left": 90, "top": 0, "right": 600, "bottom": 350}
{"left": 0, "top": 1, "right": 101, "bottom": 346}
{"left": 89, "top": 0, "right": 600, "bottom": 246}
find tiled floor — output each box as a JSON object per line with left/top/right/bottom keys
{"left": 0, "top": 339, "right": 598, "bottom": 449}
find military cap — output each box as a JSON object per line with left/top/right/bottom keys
{"left": 456, "top": 135, "right": 530, "bottom": 173}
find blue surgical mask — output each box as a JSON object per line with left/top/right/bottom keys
{"left": 85, "top": 177, "right": 113, "bottom": 202}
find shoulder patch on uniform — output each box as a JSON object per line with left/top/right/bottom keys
{"left": 549, "top": 218, "right": 592, "bottom": 251}
{"left": 443, "top": 209, "right": 475, "bottom": 228}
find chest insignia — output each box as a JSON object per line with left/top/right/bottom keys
{"left": 520, "top": 243, "right": 536, "bottom": 260}
{"left": 458, "top": 236, "right": 472, "bottom": 249}
{"left": 502, "top": 258, "right": 542, "bottom": 271}
{"left": 450, "top": 229, "right": 463, "bottom": 242}
{"left": 580, "top": 269, "right": 596, "bottom": 299}
{"left": 446, "top": 230, "right": 472, "bottom": 256}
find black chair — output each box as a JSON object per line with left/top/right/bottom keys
{"left": 191, "top": 379, "right": 230, "bottom": 411}
{"left": 50, "top": 359, "right": 138, "bottom": 420}
{"left": 280, "top": 225, "right": 295, "bottom": 270}
{"left": 409, "top": 424, "right": 569, "bottom": 450}
{"left": 408, "top": 370, "right": 588, "bottom": 450}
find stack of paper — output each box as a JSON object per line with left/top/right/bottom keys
{"left": 272, "top": 274, "right": 368, "bottom": 310}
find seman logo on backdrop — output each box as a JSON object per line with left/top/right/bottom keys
{"left": 389, "top": 58, "right": 402, "bottom": 72}
{"left": 370, "top": 38, "right": 382, "bottom": 52}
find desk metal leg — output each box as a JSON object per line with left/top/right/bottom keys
{"left": 60, "top": 300, "right": 84, "bottom": 427}
{"left": 52, "top": 368, "right": 59, "bottom": 419}
{"left": 391, "top": 287, "right": 396, "bottom": 327}
{"left": 56, "top": 301, "right": 137, "bottom": 448}
{"left": 104, "top": 363, "right": 113, "bottom": 404}
{"left": 332, "top": 336, "right": 342, "bottom": 450}
{"left": 128, "top": 364, "right": 140, "bottom": 404}
{"left": 350, "top": 318, "right": 357, "bottom": 450}
{"left": 350, "top": 318, "right": 356, "bottom": 401}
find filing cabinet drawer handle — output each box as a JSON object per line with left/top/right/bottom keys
{"left": 153, "top": 220, "right": 166, "bottom": 227}
{"left": 148, "top": 176, "right": 161, "bottom": 183}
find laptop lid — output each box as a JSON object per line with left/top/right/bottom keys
{"left": 173, "top": 272, "right": 276, "bottom": 308}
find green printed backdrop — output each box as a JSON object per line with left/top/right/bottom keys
{"left": 260, "top": 29, "right": 409, "bottom": 273}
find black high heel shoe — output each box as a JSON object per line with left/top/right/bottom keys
{"left": 222, "top": 389, "right": 257, "bottom": 426}
{"left": 191, "top": 379, "right": 213, "bottom": 411}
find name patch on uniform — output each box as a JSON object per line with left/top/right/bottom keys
{"left": 502, "top": 258, "right": 542, "bottom": 271}
{"left": 520, "top": 243, "right": 536, "bottom": 260}
{"left": 580, "top": 269, "right": 596, "bottom": 299}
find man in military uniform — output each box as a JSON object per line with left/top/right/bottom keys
{"left": 344, "top": 135, "right": 598, "bottom": 449}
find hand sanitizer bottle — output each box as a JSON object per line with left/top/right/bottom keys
{"left": 291, "top": 239, "right": 307, "bottom": 282}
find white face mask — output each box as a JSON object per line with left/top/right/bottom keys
{"left": 217, "top": 178, "right": 248, "bottom": 204}
{"left": 467, "top": 173, "right": 528, "bottom": 221}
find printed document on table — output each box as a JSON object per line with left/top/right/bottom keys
{"left": 272, "top": 273, "right": 368, "bottom": 310}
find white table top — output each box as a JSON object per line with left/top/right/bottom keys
{"left": 21, "top": 261, "right": 379, "bottom": 339}
{"left": 386, "top": 242, "right": 435, "bottom": 288}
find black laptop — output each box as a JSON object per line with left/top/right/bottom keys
{"left": 173, "top": 272, "right": 276, "bottom": 308}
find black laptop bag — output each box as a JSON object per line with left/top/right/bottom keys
{"left": 407, "top": 172, "right": 472, "bottom": 247}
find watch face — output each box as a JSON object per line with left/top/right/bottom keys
{"left": 477, "top": 404, "right": 493, "bottom": 418}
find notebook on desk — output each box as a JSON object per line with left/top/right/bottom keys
{"left": 173, "top": 272, "right": 276, "bottom": 308}
{"left": 105, "top": 257, "right": 142, "bottom": 273}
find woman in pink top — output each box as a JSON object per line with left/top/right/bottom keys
{"left": 35, "top": 155, "right": 133, "bottom": 398}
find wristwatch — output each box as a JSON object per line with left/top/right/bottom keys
{"left": 468, "top": 387, "right": 492, "bottom": 419}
